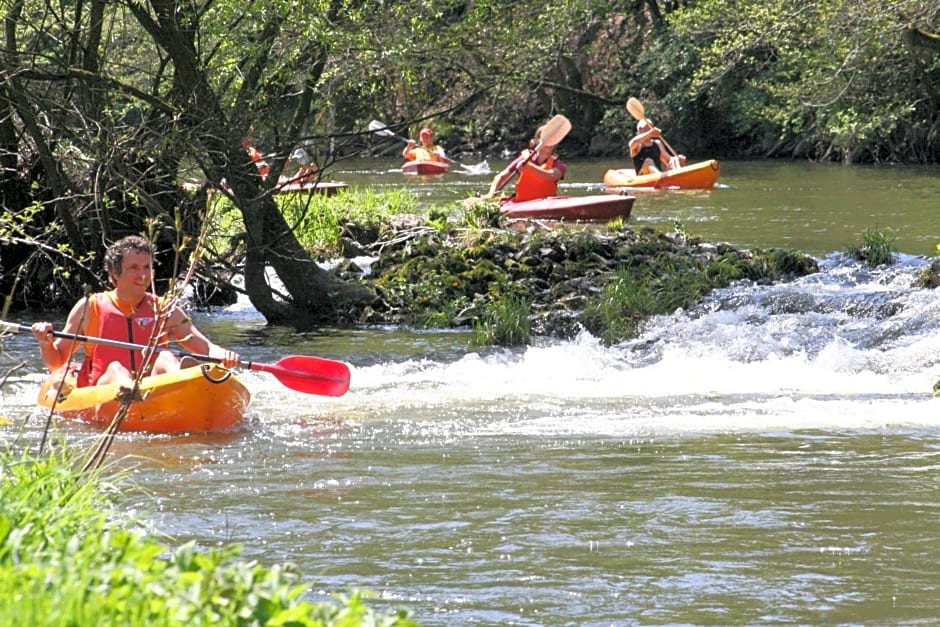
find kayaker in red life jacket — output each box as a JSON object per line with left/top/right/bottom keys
{"left": 289, "top": 147, "right": 318, "bottom": 183}
{"left": 403, "top": 127, "right": 448, "bottom": 163}
{"left": 486, "top": 124, "right": 567, "bottom": 201}
{"left": 629, "top": 119, "right": 686, "bottom": 174}
{"left": 241, "top": 127, "right": 270, "bottom": 179}
{"left": 31, "top": 235, "right": 240, "bottom": 394}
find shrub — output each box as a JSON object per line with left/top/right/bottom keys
{"left": 0, "top": 450, "right": 417, "bottom": 626}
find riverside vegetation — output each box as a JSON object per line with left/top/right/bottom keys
{"left": 0, "top": 449, "right": 416, "bottom": 626}
{"left": 210, "top": 189, "right": 940, "bottom": 349}
{"left": 204, "top": 189, "right": 878, "bottom": 348}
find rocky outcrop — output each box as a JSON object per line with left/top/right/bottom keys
{"left": 334, "top": 215, "right": 819, "bottom": 344}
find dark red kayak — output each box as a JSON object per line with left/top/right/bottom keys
{"left": 501, "top": 195, "right": 635, "bottom": 221}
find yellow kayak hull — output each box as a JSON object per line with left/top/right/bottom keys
{"left": 603, "top": 159, "right": 720, "bottom": 189}
{"left": 38, "top": 365, "right": 251, "bottom": 433}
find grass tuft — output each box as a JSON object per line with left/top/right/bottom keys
{"left": 845, "top": 226, "right": 897, "bottom": 267}
{"left": 472, "top": 290, "right": 531, "bottom": 347}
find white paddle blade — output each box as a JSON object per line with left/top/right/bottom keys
{"left": 368, "top": 120, "right": 398, "bottom": 138}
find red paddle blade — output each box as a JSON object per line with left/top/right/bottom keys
{"left": 249, "top": 355, "right": 351, "bottom": 397}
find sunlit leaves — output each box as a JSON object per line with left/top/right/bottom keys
{"left": 667, "top": 0, "right": 939, "bottom": 161}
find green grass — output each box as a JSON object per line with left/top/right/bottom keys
{"left": 845, "top": 226, "right": 897, "bottom": 267}
{"left": 0, "top": 449, "right": 417, "bottom": 626}
{"left": 582, "top": 267, "right": 659, "bottom": 344}
{"left": 472, "top": 290, "right": 531, "bottom": 347}
{"left": 457, "top": 196, "right": 505, "bottom": 229}
{"left": 207, "top": 187, "right": 424, "bottom": 257}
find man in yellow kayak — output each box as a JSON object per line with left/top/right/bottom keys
{"left": 31, "top": 235, "right": 240, "bottom": 393}
{"left": 629, "top": 120, "right": 686, "bottom": 175}
{"left": 402, "top": 127, "right": 448, "bottom": 163}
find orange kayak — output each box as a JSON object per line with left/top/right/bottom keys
{"left": 401, "top": 160, "right": 450, "bottom": 176}
{"left": 500, "top": 195, "right": 635, "bottom": 221}
{"left": 603, "top": 159, "right": 720, "bottom": 190}
{"left": 37, "top": 364, "right": 250, "bottom": 433}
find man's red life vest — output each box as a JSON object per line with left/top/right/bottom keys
{"left": 76, "top": 291, "right": 169, "bottom": 387}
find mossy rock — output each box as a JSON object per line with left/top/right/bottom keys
{"left": 344, "top": 215, "right": 820, "bottom": 344}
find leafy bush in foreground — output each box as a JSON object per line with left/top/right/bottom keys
{"left": 0, "top": 450, "right": 417, "bottom": 626}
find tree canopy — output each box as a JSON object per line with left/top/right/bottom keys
{"left": 1, "top": 0, "right": 937, "bottom": 321}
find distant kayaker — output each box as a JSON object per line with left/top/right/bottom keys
{"left": 403, "top": 127, "right": 448, "bottom": 163}
{"left": 31, "top": 235, "right": 240, "bottom": 396}
{"left": 288, "top": 147, "right": 318, "bottom": 183}
{"left": 242, "top": 127, "right": 270, "bottom": 179}
{"left": 486, "top": 123, "right": 567, "bottom": 201}
{"left": 629, "top": 120, "right": 686, "bottom": 174}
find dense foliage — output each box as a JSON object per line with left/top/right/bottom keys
{"left": 0, "top": 0, "right": 937, "bottom": 316}
{"left": 667, "top": 0, "right": 940, "bottom": 163}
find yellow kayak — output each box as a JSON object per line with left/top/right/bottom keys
{"left": 603, "top": 159, "right": 720, "bottom": 190}
{"left": 37, "top": 364, "right": 251, "bottom": 433}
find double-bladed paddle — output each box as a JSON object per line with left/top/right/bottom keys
{"left": 368, "top": 119, "right": 457, "bottom": 164}
{"left": 0, "top": 321, "right": 351, "bottom": 397}
{"left": 489, "top": 113, "right": 572, "bottom": 195}
{"left": 626, "top": 97, "right": 681, "bottom": 169}
{"left": 368, "top": 119, "right": 492, "bottom": 174}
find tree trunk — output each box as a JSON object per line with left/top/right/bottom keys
{"left": 904, "top": 27, "right": 940, "bottom": 52}
{"left": 1, "top": 0, "right": 89, "bottom": 266}
{"left": 131, "top": 0, "right": 372, "bottom": 328}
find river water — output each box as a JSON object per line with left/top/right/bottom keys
{"left": 3, "top": 158, "right": 940, "bottom": 625}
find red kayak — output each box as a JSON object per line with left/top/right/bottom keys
{"left": 402, "top": 160, "right": 450, "bottom": 176}
{"left": 501, "top": 195, "right": 635, "bottom": 221}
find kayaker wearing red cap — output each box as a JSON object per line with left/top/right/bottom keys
{"left": 403, "top": 127, "right": 448, "bottom": 163}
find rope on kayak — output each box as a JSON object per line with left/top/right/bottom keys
{"left": 200, "top": 364, "right": 232, "bottom": 384}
